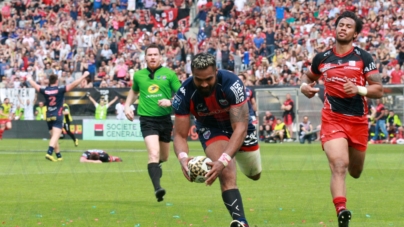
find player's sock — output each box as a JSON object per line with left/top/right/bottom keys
{"left": 47, "top": 146, "right": 55, "bottom": 155}
{"left": 56, "top": 152, "right": 62, "bottom": 159}
{"left": 333, "top": 196, "right": 347, "bottom": 215}
{"left": 159, "top": 160, "right": 164, "bottom": 178}
{"left": 222, "top": 189, "right": 248, "bottom": 224}
{"left": 148, "top": 163, "right": 162, "bottom": 190}
{"left": 0, "top": 129, "right": 3, "bottom": 139}
{"left": 67, "top": 131, "right": 76, "bottom": 142}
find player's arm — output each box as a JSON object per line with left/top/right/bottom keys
{"left": 250, "top": 96, "right": 257, "bottom": 112}
{"left": 300, "top": 54, "right": 323, "bottom": 98}
{"left": 363, "top": 73, "right": 383, "bottom": 98}
{"left": 124, "top": 89, "right": 139, "bottom": 121}
{"left": 361, "top": 51, "right": 383, "bottom": 98}
{"left": 66, "top": 71, "right": 90, "bottom": 92}
{"left": 80, "top": 156, "right": 102, "bottom": 163}
{"left": 173, "top": 114, "right": 192, "bottom": 181}
{"left": 343, "top": 72, "right": 383, "bottom": 99}
{"left": 206, "top": 101, "right": 250, "bottom": 186}
{"left": 344, "top": 52, "right": 384, "bottom": 98}
{"left": 159, "top": 72, "right": 182, "bottom": 107}
{"left": 225, "top": 102, "right": 250, "bottom": 157}
{"left": 26, "top": 75, "right": 41, "bottom": 92}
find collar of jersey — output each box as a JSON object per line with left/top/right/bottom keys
{"left": 146, "top": 66, "right": 162, "bottom": 73}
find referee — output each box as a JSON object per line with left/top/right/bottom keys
{"left": 124, "top": 43, "right": 181, "bottom": 202}
{"left": 62, "top": 102, "right": 78, "bottom": 146}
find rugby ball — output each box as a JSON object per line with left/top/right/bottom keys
{"left": 187, "top": 156, "right": 212, "bottom": 183}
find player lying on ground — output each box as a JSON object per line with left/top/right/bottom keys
{"left": 80, "top": 149, "right": 123, "bottom": 163}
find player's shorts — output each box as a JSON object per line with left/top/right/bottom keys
{"left": 64, "top": 122, "right": 72, "bottom": 131}
{"left": 46, "top": 116, "right": 63, "bottom": 130}
{"left": 321, "top": 110, "right": 368, "bottom": 152}
{"left": 250, "top": 116, "right": 258, "bottom": 126}
{"left": 0, "top": 119, "right": 11, "bottom": 130}
{"left": 139, "top": 115, "right": 173, "bottom": 143}
{"left": 235, "top": 148, "right": 262, "bottom": 177}
{"left": 0, "top": 119, "right": 11, "bottom": 125}
{"left": 196, "top": 124, "right": 259, "bottom": 151}
{"left": 284, "top": 114, "right": 293, "bottom": 125}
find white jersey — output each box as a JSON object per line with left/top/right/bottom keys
{"left": 24, "top": 102, "right": 34, "bottom": 120}
{"left": 115, "top": 102, "right": 125, "bottom": 120}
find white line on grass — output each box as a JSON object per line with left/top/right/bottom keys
{"left": 0, "top": 169, "right": 178, "bottom": 175}
{"left": 0, "top": 149, "right": 203, "bottom": 154}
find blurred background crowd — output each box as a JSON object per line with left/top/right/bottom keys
{"left": 1, "top": 0, "right": 404, "bottom": 90}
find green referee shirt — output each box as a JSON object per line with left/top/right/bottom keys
{"left": 132, "top": 66, "right": 181, "bottom": 117}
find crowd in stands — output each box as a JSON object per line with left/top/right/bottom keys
{"left": 1, "top": 0, "right": 404, "bottom": 89}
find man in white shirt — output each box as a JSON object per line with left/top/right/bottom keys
{"left": 115, "top": 98, "right": 126, "bottom": 120}
{"left": 20, "top": 96, "right": 35, "bottom": 120}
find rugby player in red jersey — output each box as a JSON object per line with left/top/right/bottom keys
{"left": 300, "top": 11, "right": 384, "bottom": 227}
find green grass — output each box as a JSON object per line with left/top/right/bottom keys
{"left": 0, "top": 139, "right": 403, "bottom": 227}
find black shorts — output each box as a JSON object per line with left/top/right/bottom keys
{"left": 64, "top": 122, "right": 71, "bottom": 131}
{"left": 139, "top": 115, "right": 173, "bottom": 143}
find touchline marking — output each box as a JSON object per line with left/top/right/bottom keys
{"left": 0, "top": 149, "right": 203, "bottom": 154}
{"left": 0, "top": 169, "right": 176, "bottom": 176}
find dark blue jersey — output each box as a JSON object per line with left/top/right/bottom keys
{"left": 39, "top": 86, "right": 67, "bottom": 118}
{"left": 82, "top": 149, "right": 110, "bottom": 162}
{"left": 172, "top": 70, "right": 256, "bottom": 133}
{"left": 245, "top": 87, "right": 256, "bottom": 117}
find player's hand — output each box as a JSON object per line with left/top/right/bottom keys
{"left": 124, "top": 105, "right": 134, "bottom": 121}
{"left": 158, "top": 99, "right": 172, "bottom": 107}
{"left": 300, "top": 82, "right": 319, "bottom": 98}
{"left": 204, "top": 161, "right": 225, "bottom": 186}
{"left": 343, "top": 77, "right": 358, "bottom": 95}
{"left": 83, "top": 71, "right": 90, "bottom": 77}
{"left": 179, "top": 157, "right": 193, "bottom": 182}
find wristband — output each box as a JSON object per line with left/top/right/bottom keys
{"left": 300, "top": 82, "right": 308, "bottom": 92}
{"left": 218, "top": 153, "right": 232, "bottom": 167}
{"left": 357, "top": 86, "right": 368, "bottom": 96}
{"left": 178, "top": 152, "right": 188, "bottom": 160}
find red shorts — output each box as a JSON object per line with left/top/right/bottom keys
{"left": 321, "top": 111, "right": 368, "bottom": 152}
{"left": 284, "top": 114, "right": 293, "bottom": 125}
{"left": 0, "top": 119, "right": 11, "bottom": 125}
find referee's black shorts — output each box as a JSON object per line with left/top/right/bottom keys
{"left": 139, "top": 115, "right": 173, "bottom": 143}
{"left": 64, "top": 122, "right": 71, "bottom": 131}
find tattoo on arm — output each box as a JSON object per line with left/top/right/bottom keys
{"left": 230, "top": 102, "right": 249, "bottom": 123}
{"left": 367, "top": 73, "right": 382, "bottom": 84}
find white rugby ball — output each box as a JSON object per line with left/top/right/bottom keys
{"left": 187, "top": 156, "right": 212, "bottom": 183}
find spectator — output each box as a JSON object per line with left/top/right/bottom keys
{"left": 299, "top": 116, "right": 313, "bottom": 144}
{"left": 115, "top": 98, "right": 126, "bottom": 120}
{"left": 87, "top": 94, "right": 118, "bottom": 120}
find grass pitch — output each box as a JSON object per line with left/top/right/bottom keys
{"left": 0, "top": 139, "right": 403, "bottom": 227}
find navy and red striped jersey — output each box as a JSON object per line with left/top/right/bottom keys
{"left": 245, "top": 86, "right": 256, "bottom": 117}
{"left": 172, "top": 70, "right": 256, "bottom": 133}
{"left": 39, "top": 86, "right": 66, "bottom": 118}
{"left": 310, "top": 46, "right": 378, "bottom": 116}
